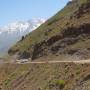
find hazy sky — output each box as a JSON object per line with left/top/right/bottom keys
{"left": 0, "top": 0, "right": 70, "bottom": 26}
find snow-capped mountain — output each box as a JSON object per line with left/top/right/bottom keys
{"left": 0, "top": 18, "right": 45, "bottom": 57}
{"left": 0, "top": 18, "right": 45, "bottom": 35}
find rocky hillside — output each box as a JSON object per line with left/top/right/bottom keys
{"left": 0, "top": 63, "right": 90, "bottom": 90}
{"left": 8, "top": 0, "right": 90, "bottom": 60}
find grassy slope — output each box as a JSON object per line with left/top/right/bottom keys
{"left": 0, "top": 63, "right": 90, "bottom": 90}
{"left": 9, "top": 0, "right": 90, "bottom": 55}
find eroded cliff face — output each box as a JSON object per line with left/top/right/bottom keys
{"left": 30, "top": 23, "right": 90, "bottom": 60}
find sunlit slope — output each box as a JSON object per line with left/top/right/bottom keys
{"left": 0, "top": 63, "right": 90, "bottom": 90}
{"left": 8, "top": 0, "right": 90, "bottom": 60}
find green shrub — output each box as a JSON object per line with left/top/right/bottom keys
{"left": 55, "top": 80, "right": 65, "bottom": 85}
{"left": 54, "top": 79, "right": 65, "bottom": 89}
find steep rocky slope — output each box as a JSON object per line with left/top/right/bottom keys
{"left": 8, "top": 0, "right": 90, "bottom": 60}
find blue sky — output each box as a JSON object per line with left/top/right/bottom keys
{"left": 0, "top": 0, "right": 69, "bottom": 26}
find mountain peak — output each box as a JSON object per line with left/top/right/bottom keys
{"left": 0, "top": 18, "right": 45, "bottom": 34}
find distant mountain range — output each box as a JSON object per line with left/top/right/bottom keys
{"left": 0, "top": 19, "right": 45, "bottom": 57}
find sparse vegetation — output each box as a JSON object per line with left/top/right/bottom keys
{"left": 0, "top": 63, "right": 90, "bottom": 90}
{"left": 0, "top": 0, "right": 90, "bottom": 90}
{"left": 54, "top": 79, "right": 65, "bottom": 89}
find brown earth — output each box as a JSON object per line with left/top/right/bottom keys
{"left": 0, "top": 62, "right": 90, "bottom": 90}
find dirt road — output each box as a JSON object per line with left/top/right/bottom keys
{"left": 1, "top": 59, "right": 90, "bottom": 64}
{"left": 16, "top": 60, "right": 90, "bottom": 64}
